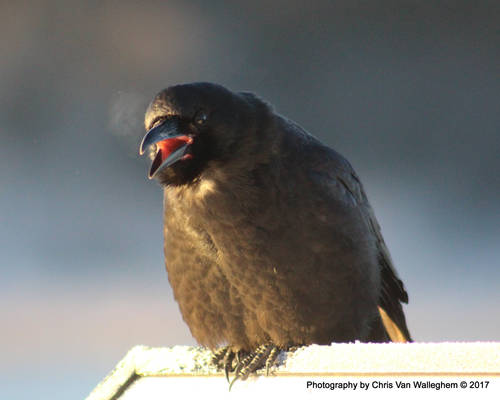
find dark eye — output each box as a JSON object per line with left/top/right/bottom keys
{"left": 194, "top": 110, "right": 208, "bottom": 125}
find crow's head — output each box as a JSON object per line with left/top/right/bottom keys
{"left": 140, "top": 82, "right": 263, "bottom": 186}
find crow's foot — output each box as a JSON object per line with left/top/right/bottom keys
{"left": 212, "top": 344, "right": 282, "bottom": 389}
{"left": 230, "top": 344, "right": 280, "bottom": 389}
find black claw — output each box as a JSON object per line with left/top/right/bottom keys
{"left": 223, "top": 350, "right": 236, "bottom": 382}
{"left": 228, "top": 374, "right": 239, "bottom": 391}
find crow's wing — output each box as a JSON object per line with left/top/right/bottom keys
{"left": 309, "top": 147, "right": 412, "bottom": 342}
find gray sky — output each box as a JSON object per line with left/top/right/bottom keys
{"left": 1, "top": 1, "right": 499, "bottom": 399}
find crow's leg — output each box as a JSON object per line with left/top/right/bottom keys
{"left": 229, "top": 344, "right": 281, "bottom": 390}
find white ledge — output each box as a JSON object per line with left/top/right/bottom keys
{"left": 86, "top": 343, "right": 500, "bottom": 400}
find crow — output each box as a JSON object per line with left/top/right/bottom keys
{"left": 139, "top": 82, "right": 411, "bottom": 384}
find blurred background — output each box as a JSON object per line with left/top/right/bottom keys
{"left": 1, "top": 1, "right": 499, "bottom": 398}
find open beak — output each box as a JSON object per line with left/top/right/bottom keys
{"left": 139, "top": 118, "right": 193, "bottom": 179}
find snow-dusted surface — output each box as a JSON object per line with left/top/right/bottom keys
{"left": 86, "top": 343, "right": 500, "bottom": 400}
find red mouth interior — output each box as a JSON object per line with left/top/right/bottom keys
{"left": 157, "top": 136, "right": 192, "bottom": 163}
{"left": 150, "top": 135, "right": 193, "bottom": 176}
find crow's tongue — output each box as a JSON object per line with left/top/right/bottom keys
{"left": 157, "top": 136, "right": 192, "bottom": 163}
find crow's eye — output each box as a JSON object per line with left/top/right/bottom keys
{"left": 194, "top": 111, "right": 208, "bottom": 125}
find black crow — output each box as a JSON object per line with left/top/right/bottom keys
{"left": 139, "top": 82, "right": 411, "bottom": 383}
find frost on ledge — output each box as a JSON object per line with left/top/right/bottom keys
{"left": 86, "top": 342, "right": 500, "bottom": 400}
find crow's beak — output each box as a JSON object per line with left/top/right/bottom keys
{"left": 139, "top": 118, "right": 193, "bottom": 178}
{"left": 140, "top": 118, "right": 183, "bottom": 155}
